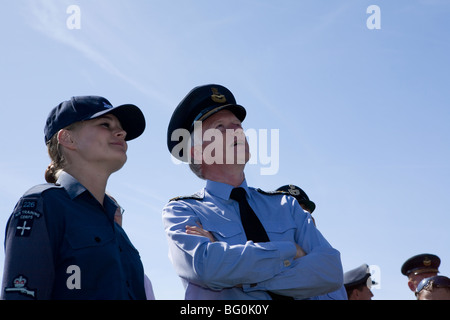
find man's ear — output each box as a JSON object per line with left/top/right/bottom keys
{"left": 347, "top": 289, "right": 357, "bottom": 300}
{"left": 407, "top": 279, "right": 416, "bottom": 292}
{"left": 57, "top": 129, "right": 77, "bottom": 151}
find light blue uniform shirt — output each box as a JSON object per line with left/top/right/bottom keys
{"left": 162, "top": 179, "right": 343, "bottom": 300}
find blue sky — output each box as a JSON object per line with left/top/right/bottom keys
{"left": 1, "top": 0, "right": 449, "bottom": 300}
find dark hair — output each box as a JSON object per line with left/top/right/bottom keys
{"left": 345, "top": 283, "right": 366, "bottom": 298}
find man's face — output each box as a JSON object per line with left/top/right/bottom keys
{"left": 408, "top": 271, "right": 438, "bottom": 291}
{"left": 348, "top": 285, "right": 374, "bottom": 300}
{"left": 194, "top": 109, "right": 250, "bottom": 166}
{"left": 417, "top": 287, "right": 450, "bottom": 300}
{"left": 358, "top": 285, "right": 374, "bottom": 300}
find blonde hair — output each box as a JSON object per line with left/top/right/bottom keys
{"left": 44, "top": 122, "right": 79, "bottom": 183}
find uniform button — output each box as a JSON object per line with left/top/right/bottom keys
{"left": 283, "top": 260, "right": 291, "bottom": 267}
{"left": 94, "top": 236, "right": 101, "bottom": 243}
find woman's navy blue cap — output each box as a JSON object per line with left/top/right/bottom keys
{"left": 167, "top": 84, "right": 246, "bottom": 162}
{"left": 44, "top": 96, "right": 146, "bottom": 143}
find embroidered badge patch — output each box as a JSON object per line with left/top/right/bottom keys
{"left": 4, "top": 275, "right": 36, "bottom": 299}
{"left": 15, "top": 219, "right": 34, "bottom": 237}
{"left": 13, "top": 198, "right": 41, "bottom": 238}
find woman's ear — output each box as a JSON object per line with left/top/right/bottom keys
{"left": 57, "top": 129, "right": 76, "bottom": 151}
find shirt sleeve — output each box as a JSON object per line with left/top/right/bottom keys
{"left": 243, "top": 201, "right": 344, "bottom": 299}
{"left": 144, "top": 274, "right": 156, "bottom": 300}
{"left": 1, "top": 196, "right": 55, "bottom": 300}
{"left": 162, "top": 200, "right": 298, "bottom": 290}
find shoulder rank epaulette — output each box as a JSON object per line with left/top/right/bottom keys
{"left": 256, "top": 188, "right": 288, "bottom": 196}
{"left": 23, "top": 183, "right": 64, "bottom": 197}
{"left": 169, "top": 192, "right": 204, "bottom": 202}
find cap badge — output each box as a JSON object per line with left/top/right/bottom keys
{"left": 103, "top": 102, "right": 113, "bottom": 109}
{"left": 288, "top": 185, "right": 300, "bottom": 196}
{"left": 423, "top": 257, "right": 432, "bottom": 266}
{"left": 14, "top": 275, "right": 27, "bottom": 288}
{"left": 211, "top": 87, "right": 227, "bottom": 103}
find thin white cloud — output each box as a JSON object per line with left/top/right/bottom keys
{"left": 25, "top": 0, "right": 171, "bottom": 106}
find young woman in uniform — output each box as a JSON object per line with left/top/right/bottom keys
{"left": 2, "top": 96, "right": 147, "bottom": 299}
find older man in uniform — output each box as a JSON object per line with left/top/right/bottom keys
{"left": 162, "top": 84, "right": 343, "bottom": 300}
{"left": 401, "top": 253, "right": 440, "bottom": 293}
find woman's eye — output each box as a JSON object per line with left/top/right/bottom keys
{"left": 101, "top": 122, "right": 110, "bottom": 128}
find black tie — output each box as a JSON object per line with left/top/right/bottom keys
{"left": 230, "top": 187, "right": 269, "bottom": 243}
{"left": 230, "top": 187, "right": 294, "bottom": 301}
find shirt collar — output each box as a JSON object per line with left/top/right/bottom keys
{"left": 56, "top": 171, "right": 118, "bottom": 218}
{"left": 205, "top": 179, "right": 249, "bottom": 200}
{"left": 56, "top": 171, "right": 88, "bottom": 200}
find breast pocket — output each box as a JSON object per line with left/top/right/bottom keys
{"left": 66, "top": 226, "right": 114, "bottom": 250}
{"left": 264, "top": 220, "right": 296, "bottom": 242}
{"left": 62, "top": 226, "right": 117, "bottom": 293}
{"left": 200, "top": 221, "right": 245, "bottom": 245}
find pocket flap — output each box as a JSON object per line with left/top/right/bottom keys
{"left": 66, "top": 226, "right": 114, "bottom": 249}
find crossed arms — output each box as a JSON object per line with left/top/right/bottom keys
{"left": 162, "top": 198, "right": 343, "bottom": 299}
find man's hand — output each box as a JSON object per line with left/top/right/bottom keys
{"left": 185, "top": 222, "right": 216, "bottom": 242}
{"left": 294, "top": 244, "right": 306, "bottom": 259}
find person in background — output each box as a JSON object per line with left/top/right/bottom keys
{"left": 401, "top": 253, "right": 440, "bottom": 294}
{"left": 276, "top": 184, "right": 316, "bottom": 225}
{"left": 2, "top": 96, "right": 147, "bottom": 299}
{"left": 344, "top": 264, "right": 376, "bottom": 300}
{"left": 276, "top": 184, "right": 347, "bottom": 300}
{"left": 415, "top": 275, "right": 450, "bottom": 300}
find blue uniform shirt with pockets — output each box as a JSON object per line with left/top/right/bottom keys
{"left": 1, "top": 172, "right": 146, "bottom": 300}
{"left": 162, "top": 179, "right": 344, "bottom": 300}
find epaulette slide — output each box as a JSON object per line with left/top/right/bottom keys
{"left": 256, "top": 188, "right": 288, "bottom": 196}
{"left": 169, "top": 192, "right": 204, "bottom": 202}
